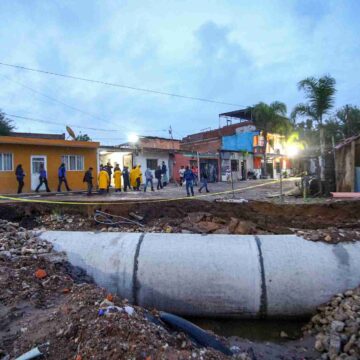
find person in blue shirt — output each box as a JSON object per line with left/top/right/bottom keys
{"left": 35, "top": 164, "right": 51, "bottom": 192}
{"left": 183, "top": 166, "right": 195, "bottom": 197}
{"left": 15, "top": 164, "right": 25, "bottom": 194}
{"left": 57, "top": 163, "right": 71, "bottom": 192}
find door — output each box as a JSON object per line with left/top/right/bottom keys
{"left": 31, "top": 156, "right": 47, "bottom": 191}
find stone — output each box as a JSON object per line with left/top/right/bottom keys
{"left": 329, "top": 332, "right": 342, "bottom": 357}
{"left": 195, "top": 221, "right": 221, "bottom": 233}
{"left": 343, "top": 334, "right": 357, "bottom": 353}
{"left": 280, "top": 331, "right": 289, "bottom": 338}
{"left": 331, "top": 321, "right": 345, "bottom": 332}
{"left": 234, "top": 220, "right": 257, "bottom": 235}
{"left": 228, "top": 217, "right": 239, "bottom": 233}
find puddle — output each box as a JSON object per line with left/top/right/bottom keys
{"left": 188, "top": 318, "right": 308, "bottom": 342}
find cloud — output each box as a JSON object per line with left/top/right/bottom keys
{"left": 0, "top": 0, "right": 360, "bottom": 143}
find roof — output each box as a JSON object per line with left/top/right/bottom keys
{"left": 9, "top": 132, "right": 65, "bottom": 140}
{"left": 219, "top": 108, "right": 252, "bottom": 121}
{"left": 335, "top": 134, "right": 360, "bottom": 150}
{"left": 0, "top": 135, "right": 99, "bottom": 148}
{"left": 182, "top": 121, "right": 254, "bottom": 144}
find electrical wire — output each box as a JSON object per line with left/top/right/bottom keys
{"left": 0, "top": 61, "right": 245, "bottom": 107}
{"left": 5, "top": 113, "right": 169, "bottom": 136}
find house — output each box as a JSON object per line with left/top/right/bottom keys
{"left": 99, "top": 136, "right": 180, "bottom": 184}
{"left": 219, "top": 109, "right": 292, "bottom": 180}
{"left": 334, "top": 134, "right": 360, "bottom": 192}
{"left": 0, "top": 133, "right": 99, "bottom": 194}
{"left": 181, "top": 119, "right": 255, "bottom": 181}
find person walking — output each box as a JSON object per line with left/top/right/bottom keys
{"left": 192, "top": 166, "right": 198, "bottom": 186}
{"left": 35, "top": 164, "right": 51, "bottom": 192}
{"left": 135, "top": 165, "right": 142, "bottom": 191}
{"left": 113, "top": 165, "right": 122, "bottom": 192}
{"left": 98, "top": 165, "right": 109, "bottom": 194}
{"left": 15, "top": 164, "right": 25, "bottom": 194}
{"left": 83, "top": 167, "right": 93, "bottom": 196}
{"left": 57, "top": 163, "right": 71, "bottom": 192}
{"left": 183, "top": 165, "right": 195, "bottom": 197}
{"left": 122, "top": 166, "right": 131, "bottom": 191}
{"left": 198, "top": 169, "right": 210, "bottom": 193}
{"left": 179, "top": 165, "right": 185, "bottom": 186}
{"left": 144, "top": 168, "right": 154, "bottom": 192}
{"left": 155, "top": 165, "right": 163, "bottom": 190}
{"left": 105, "top": 162, "right": 113, "bottom": 193}
{"left": 161, "top": 161, "right": 168, "bottom": 186}
{"left": 130, "top": 166, "right": 137, "bottom": 190}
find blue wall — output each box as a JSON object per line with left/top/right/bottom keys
{"left": 222, "top": 131, "right": 259, "bottom": 152}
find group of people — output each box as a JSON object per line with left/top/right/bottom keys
{"left": 83, "top": 161, "right": 169, "bottom": 195}
{"left": 14, "top": 160, "right": 210, "bottom": 198}
{"left": 15, "top": 163, "right": 71, "bottom": 194}
{"left": 179, "top": 165, "right": 210, "bottom": 197}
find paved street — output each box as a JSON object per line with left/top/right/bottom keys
{"left": 0, "top": 178, "right": 300, "bottom": 204}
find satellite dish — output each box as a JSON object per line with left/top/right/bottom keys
{"left": 66, "top": 126, "right": 76, "bottom": 140}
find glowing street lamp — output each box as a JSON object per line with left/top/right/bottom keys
{"left": 128, "top": 133, "right": 139, "bottom": 143}
{"left": 286, "top": 144, "right": 300, "bottom": 158}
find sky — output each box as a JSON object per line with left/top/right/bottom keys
{"left": 0, "top": 0, "right": 359, "bottom": 144}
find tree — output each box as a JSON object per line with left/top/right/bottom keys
{"left": 336, "top": 105, "right": 360, "bottom": 138}
{"left": 75, "top": 133, "right": 91, "bottom": 141}
{"left": 291, "top": 75, "right": 336, "bottom": 186}
{"left": 250, "top": 101, "right": 292, "bottom": 176}
{"left": 0, "top": 110, "right": 14, "bottom": 135}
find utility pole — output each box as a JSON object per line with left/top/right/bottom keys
{"left": 169, "top": 125, "right": 178, "bottom": 186}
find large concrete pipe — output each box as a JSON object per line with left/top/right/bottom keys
{"left": 39, "top": 231, "right": 360, "bottom": 318}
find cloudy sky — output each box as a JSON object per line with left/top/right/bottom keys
{"left": 0, "top": 0, "right": 359, "bottom": 144}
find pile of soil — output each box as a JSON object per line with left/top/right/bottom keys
{"left": 1, "top": 200, "right": 360, "bottom": 244}
{"left": 0, "top": 219, "right": 245, "bottom": 359}
{"left": 303, "top": 286, "right": 360, "bottom": 359}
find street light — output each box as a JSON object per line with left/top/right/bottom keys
{"left": 128, "top": 133, "right": 139, "bottom": 143}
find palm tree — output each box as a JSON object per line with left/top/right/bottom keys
{"left": 250, "top": 101, "right": 292, "bottom": 177}
{"left": 291, "top": 75, "right": 336, "bottom": 186}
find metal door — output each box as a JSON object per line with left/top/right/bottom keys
{"left": 31, "top": 156, "right": 47, "bottom": 191}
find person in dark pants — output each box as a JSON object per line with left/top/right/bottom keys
{"left": 198, "top": 169, "right": 210, "bottom": 193}
{"left": 155, "top": 165, "right": 163, "bottom": 190}
{"left": 83, "top": 167, "right": 93, "bottom": 196}
{"left": 161, "top": 161, "right": 167, "bottom": 186}
{"left": 15, "top": 164, "right": 25, "bottom": 194}
{"left": 105, "top": 162, "right": 113, "bottom": 193}
{"left": 122, "top": 166, "right": 131, "bottom": 191}
{"left": 144, "top": 168, "right": 154, "bottom": 192}
{"left": 183, "top": 166, "right": 195, "bottom": 197}
{"left": 57, "top": 163, "right": 71, "bottom": 192}
{"left": 35, "top": 164, "right": 51, "bottom": 192}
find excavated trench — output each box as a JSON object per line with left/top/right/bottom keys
{"left": 1, "top": 199, "right": 360, "bottom": 234}
{"left": 1, "top": 199, "right": 360, "bottom": 356}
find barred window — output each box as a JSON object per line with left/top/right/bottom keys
{"left": 61, "top": 155, "right": 84, "bottom": 171}
{"left": 0, "top": 153, "right": 13, "bottom": 171}
{"left": 146, "top": 159, "right": 158, "bottom": 170}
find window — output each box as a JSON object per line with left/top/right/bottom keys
{"left": 231, "top": 159, "right": 239, "bottom": 172}
{"left": 0, "top": 153, "right": 13, "bottom": 171}
{"left": 146, "top": 159, "right": 158, "bottom": 170}
{"left": 61, "top": 155, "right": 84, "bottom": 171}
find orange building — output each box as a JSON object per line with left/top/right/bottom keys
{"left": 0, "top": 135, "right": 99, "bottom": 194}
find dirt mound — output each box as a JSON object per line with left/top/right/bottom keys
{"left": 1, "top": 219, "right": 251, "bottom": 359}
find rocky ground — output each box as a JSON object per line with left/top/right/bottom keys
{"left": 304, "top": 286, "right": 360, "bottom": 359}
{"left": 0, "top": 219, "right": 248, "bottom": 360}
{"left": 26, "top": 210, "right": 360, "bottom": 245}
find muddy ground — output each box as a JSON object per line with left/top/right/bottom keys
{"left": 2, "top": 199, "right": 360, "bottom": 359}
{"left": 1, "top": 199, "right": 360, "bottom": 243}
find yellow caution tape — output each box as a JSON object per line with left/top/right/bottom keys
{"left": 0, "top": 178, "right": 295, "bottom": 206}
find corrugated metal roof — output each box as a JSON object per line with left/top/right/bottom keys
{"left": 335, "top": 134, "right": 360, "bottom": 150}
